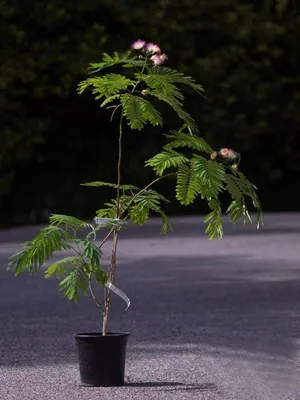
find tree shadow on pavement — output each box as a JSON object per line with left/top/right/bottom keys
{"left": 125, "top": 381, "right": 218, "bottom": 392}
{"left": 125, "top": 381, "right": 184, "bottom": 387}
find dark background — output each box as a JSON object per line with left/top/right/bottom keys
{"left": 1, "top": 0, "right": 299, "bottom": 227}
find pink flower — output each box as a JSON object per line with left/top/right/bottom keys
{"left": 227, "top": 149, "right": 238, "bottom": 160}
{"left": 151, "top": 54, "right": 168, "bottom": 65}
{"left": 219, "top": 148, "right": 230, "bottom": 158}
{"left": 131, "top": 39, "right": 146, "bottom": 50}
{"left": 219, "top": 148, "right": 238, "bottom": 160}
{"left": 151, "top": 55, "right": 163, "bottom": 65}
{"left": 146, "top": 43, "right": 161, "bottom": 54}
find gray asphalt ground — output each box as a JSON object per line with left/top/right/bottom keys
{"left": 0, "top": 213, "right": 300, "bottom": 400}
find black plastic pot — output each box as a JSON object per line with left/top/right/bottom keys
{"left": 74, "top": 332, "right": 130, "bottom": 386}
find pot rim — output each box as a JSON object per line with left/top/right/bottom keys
{"left": 74, "top": 332, "right": 130, "bottom": 338}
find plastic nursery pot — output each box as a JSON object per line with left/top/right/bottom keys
{"left": 74, "top": 332, "right": 130, "bottom": 386}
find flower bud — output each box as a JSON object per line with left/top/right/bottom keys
{"left": 227, "top": 149, "right": 238, "bottom": 160}
{"left": 159, "top": 54, "right": 168, "bottom": 63}
{"left": 210, "top": 151, "right": 218, "bottom": 160}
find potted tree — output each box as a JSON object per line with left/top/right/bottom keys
{"left": 8, "top": 40, "right": 262, "bottom": 387}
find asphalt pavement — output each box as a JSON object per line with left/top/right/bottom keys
{"left": 0, "top": 214, "right": 299, "bottom": 400}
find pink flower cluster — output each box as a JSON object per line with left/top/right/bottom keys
{"left": 210, "top": 148, "right": 238, "bottom": 161}
{"left": 130, "top": 39, "right": 168, "bottom": 65}
{"left": 219, "top": 148, "right": 238, "bottom": 160}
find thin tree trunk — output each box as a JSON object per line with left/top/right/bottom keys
{"left": 102, "top": 229, "right": 119, "bottom": 335}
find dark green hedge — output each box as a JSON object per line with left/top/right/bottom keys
{"left": 1, "top": 0, "right": 299, "bottom": 226}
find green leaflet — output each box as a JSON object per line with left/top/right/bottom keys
{"left": 8, "top": 226, "right": 72, "bottom": 275}
{"left": 226, "top": 200, "right": 252, "bottom": 226}
{"left": 55, "top": 237, "right": 107, "bottom": 302}
{"left": 139, "top": 66, "right": 204, "bottom": 94}
{"left": 135, "top": 71, "right": 185, "bottom": 102}
{"left": 49, "top": 214, "right": 93, "bottom": 231}
{"left": 145, "top": 149, "right": 188, "bottom": 176}
{"left": 96, "top": 189, "right": 171, "bottom": 234}
{"left": 81, "top": 181, "right": 139, "bottom": 191}
{"left": 148, "top": 90, "right": 198, "bottom": 132}
{"left": 129, "top": 202, "right": 150, "bottom": 225}
{"left": 82, "top": 241, "right": 103, "bottom": 266}
{"left": 89, "top": 51, "right": 145, "bottom": 71}
{"left": 127, "top": 189, "right": 172, "bottom": 235}
{"left": 176, "top": 164, "right": 199, "bottom": 205}
{"left": 89, "top": 264, "right": 108, "bottom": 287}
{"left": 120, "top": 94, "right": 163, "bottom": 130}
{"left": 97, "top": 195, "right": 133, "bottom": 219}
{"left": 164, "top": 131, "right": 213, "bottom": 154}
{"left": 97, "top": 203, "right": 118, "bottom": 219}
{"left": 59, "top": 266, "right": 89, "bottom": 303}
{"left": 192, "top": 155, "right": 225, "bottom": 198}
{"left": 78, "top": 73, "right": 135, "bottom": 100}
{"left": 52, "top": 237, "right": 107, "bottom": 303}
{"left": 91, "top": 218, "right": 127, "bottom": 235}
{"left": 45, "top": 256, "right": 82, "bottom": 279}
{"left": 100, "top": 94, "right": 121, "bottom": 107}
{"left": 226, "top": 170, "right": 263, "bottom": 228}
{"left": 204, "top": 199, "right": 223, "bottom": 240}
{"left": 161, "top": 214, "right": 173, "bottom": 235}
{"left": 224, "top": 174, "right": 243, "bottom": 202}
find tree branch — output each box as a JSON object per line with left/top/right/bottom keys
{"left": 120, "top": 172, "right": 175, "bottom": 218}
{"left": 89, "top": 277, "right": 104, "bottom": 314}
{"left": 99, "top": 226, "right": 115, "bottom": 249}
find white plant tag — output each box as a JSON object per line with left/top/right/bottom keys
{"left": 94, "top": 217, "right": 115, "bottom": 225}
{"left": 106, "top": 281, "right": 130, "bottom": 311}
